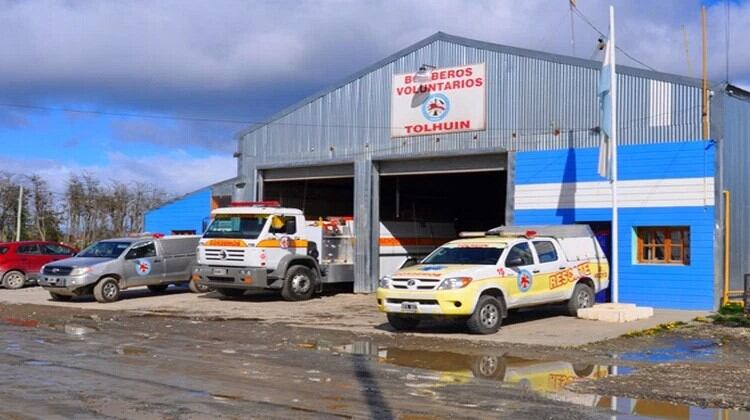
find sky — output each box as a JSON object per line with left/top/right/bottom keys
{"left": 1, "top": 0, "right": 747, "bottom": 196}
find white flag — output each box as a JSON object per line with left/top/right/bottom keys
{"left": 597, "top": 38, "right": 614, "bottom": 180}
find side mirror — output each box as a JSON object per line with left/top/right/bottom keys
{"left": 399, "top": 257, "right": 419, "bottom": 269}
{"left": 506, "top": 257, "right": 524, "bottom": 268}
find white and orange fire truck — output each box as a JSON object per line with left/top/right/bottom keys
{"left": 193, "top": 201, "right": 453, "bottom": 301}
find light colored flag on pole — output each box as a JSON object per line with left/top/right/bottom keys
{"left": 597, "top": 35, "right": 613, "bottom": 180}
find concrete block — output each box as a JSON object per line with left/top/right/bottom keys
{"left": 577, "top": 303, "right": 654, "bottom": 323}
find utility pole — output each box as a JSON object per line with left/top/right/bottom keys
{"left": 15, "top": 184, "right": 23, "bottom": 242}
{"left": 701, "top": 6, "right": 709, "bottom": 140}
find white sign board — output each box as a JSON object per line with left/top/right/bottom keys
{"left": 391, "top": 63, "right": 486, "bottom": 138}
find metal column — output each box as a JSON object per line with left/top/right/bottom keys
{"left": 353, "top": 159, "right": 377, "bottom": 293}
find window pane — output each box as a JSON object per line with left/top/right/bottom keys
{"left": 506, "top": 242, "right": 534, "bottom": 267}
{"left": 655, "top": 231, "right": 665, "bottom": 245}
{"left": 670, "top": 230, "right": 682, "bottom": 244}
{"left": 641, "top": 230, "right": 652, "bottom": 245}
{"left": 533, "top": 241, "right": 558, "bottom": 263}
{"left": 654, "top": 246, "right": 665, "bottom": 260}
{"left": 643, "top": 246, "right": 653, "bottom": 261}
{"left": 670, "top": 246, "right": 682, "bottom": 262}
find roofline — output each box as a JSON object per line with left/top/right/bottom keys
{"left": 145, "top": 177, "right": 239, "bottom": 214}
{"left": 236, "top": 31, "right": 705, "bottom": 139}
{"left": 725, "top": 83, "right": 750, "bottom": 101}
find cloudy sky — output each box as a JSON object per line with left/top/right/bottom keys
{"left": 1, "top": 0, "right": 746, "bottom": 195}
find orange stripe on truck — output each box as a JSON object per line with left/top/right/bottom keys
{"left": 255, "top": 239, "right": 309, "bottom": 248}
{"left": 205, "top": 239, "right": 247, "bottom": 247}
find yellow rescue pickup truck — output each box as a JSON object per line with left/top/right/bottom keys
{"left": 376, "top": 225, "right": 609, "bottom": 334}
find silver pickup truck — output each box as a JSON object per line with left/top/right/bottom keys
{"left": 38, "top": 235, "right": 205, "bottom": 303}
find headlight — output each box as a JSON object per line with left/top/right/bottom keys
{"left": 438, "top": 277, "right": 473, "bottom": 290}
{"left": 70, "top": 267, "right": 92, "bottom": 276}
{"left": 379, "top": 276, "right": 392, "bottom": 289}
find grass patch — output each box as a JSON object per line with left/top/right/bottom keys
{"left": 711, "top": 303, "right": 750, "bottom": 327}
{"left": 623, "top": 321, "right": 688, "bottom": 338}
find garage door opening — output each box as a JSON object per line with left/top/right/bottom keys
{"left": 262, "top": 177, "right": 354, "bottom": 218}
{"left": 378, "top": 170, "right": 507, "bottom": 275}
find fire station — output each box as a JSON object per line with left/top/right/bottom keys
{"left": 146, "top": 32, "right": 750, "bottom": 310}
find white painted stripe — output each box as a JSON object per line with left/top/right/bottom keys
{"left": 515, "top": 177, "right": 714, "bottom": 209}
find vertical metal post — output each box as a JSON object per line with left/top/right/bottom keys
{"left": 609, "top": 6, "right": 619, "bottom": 304}
{"left": 723, "top": 190, "right": 731, "bottom": 306}
{"left": 702, "top": 6, "right": 710, "bottom": 140}
{"left": 15, "top": 184, "right": 23, "bottom": 242}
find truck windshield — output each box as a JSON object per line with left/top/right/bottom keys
{"left": 78, "top": 241, "right": 132, "bottom": 258}
{"left": 203, "top": 215, "right": 268, "bottom": 239}
{"left": 422, "top": 246, "right": 505, "bottom": 265}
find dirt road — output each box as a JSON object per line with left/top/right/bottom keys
{"left": 0, "top": 304, "right": 606, "bottom": 419}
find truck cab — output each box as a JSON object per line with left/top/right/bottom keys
{"left": 376, "top": 225, "right": 609, "bottom": 334}
{"left": 194, "top": 202, "right": 332, "bottom": 301}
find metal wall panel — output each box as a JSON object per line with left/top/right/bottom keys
{"left": 715, "top": 92, "right": 750, "bottom": 292}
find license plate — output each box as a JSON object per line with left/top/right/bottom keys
{"left": 400, "top": 302, "right": 418, "bottom": 313}
{"left": 212, "top": 268, "right": 227, "bottom": 276}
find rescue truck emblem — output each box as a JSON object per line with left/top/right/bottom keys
{"left": 419, "top": 265, "right": 445, "bottom": 272}
{"left": 517, "top": 269, "right": 533, "bottom": 292}
{"left": 422, "top": 93, "right": 450, "bottom": 122}
{"left": 136, "top": 259, "right": 152, "bottom": 276}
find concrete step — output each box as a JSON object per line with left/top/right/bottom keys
{"left": 577, "top": 303, "right": 654, "bottom": 322}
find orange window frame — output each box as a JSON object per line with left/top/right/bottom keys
{"left": 636, "top": 226, "right": 690, "bottom": 265}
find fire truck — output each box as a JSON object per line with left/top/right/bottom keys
{"left": 193, "top": 201, "right": 453, "bottom": 301}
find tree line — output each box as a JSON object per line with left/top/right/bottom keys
{"left": 0, "top": 172, "right": 170, "bottom": 248}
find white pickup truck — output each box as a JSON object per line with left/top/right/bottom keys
{"left": 377, "top": 225, "right": 610, "bottom": 334}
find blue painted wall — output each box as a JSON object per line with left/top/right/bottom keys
{"left": 144, "top": 188, "right": 211, "bottom": 235}
{"left": 514, "top": 141, "right": 716, "bottom": 310}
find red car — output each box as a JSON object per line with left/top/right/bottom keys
{"left": 0, "top": 241, "right": 79, "bottom": 289}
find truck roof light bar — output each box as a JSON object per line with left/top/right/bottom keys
{"left": 229, "top": 201, "right": 281, "bottom": 207}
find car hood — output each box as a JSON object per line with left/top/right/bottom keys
{"left": 45, "top": 257, "right": 115, "bottom": 268}
{"left": 392, "top": 264, "right": 487, "bottom": 279}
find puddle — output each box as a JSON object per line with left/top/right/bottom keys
{"left": 64, "top": 324, "right": 97, "bottom": 337}
{"left": 23, "top": 360, "right": 53, "bottom": 367}
{"left": 619, "top": 338, "right": 720, "bottom": 363}
{"left": 308, "top": 341, "right": 750, "bottom": 419}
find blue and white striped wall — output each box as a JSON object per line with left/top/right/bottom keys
{"left": 513, "top": 140, "right": 716, "bottom": 310}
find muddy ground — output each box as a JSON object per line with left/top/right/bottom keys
{"left": 0, "top": 303, "right": 749, "bottom": 419}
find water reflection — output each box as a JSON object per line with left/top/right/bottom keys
{"left": 323, "top": 341, "right": 750, "bottom": 420}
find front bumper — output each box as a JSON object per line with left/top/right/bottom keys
{"left": 38, "top": 274, "right": 95, "bottom": 295}
{"left": 193, "top": 265, "right": 273, "bottom": 290}
{"left": 376, "top": 287, "right": 477, "bottom": 316}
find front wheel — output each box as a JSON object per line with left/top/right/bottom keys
{"left": 386, "top": 313, "right": 420, "bottom": 331}
{"left": 2, "top": 270, "right": 26, "bottom": 290}
{"left": 93, "top": 277, "right": 121, "bottom": 303}
{"left": 567, "top": 283, "right": 595, "bottom": 316}
{"left": 281, "top": 266, "right": 316, "bottom": 301}
{"left": 189, "top": 279, "right": 209, "bottom": 293}
{"left": 467, "top": 295, "right": 504, "bottom": 334}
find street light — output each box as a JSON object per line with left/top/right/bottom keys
{"left": 413, "top": 64, "right": 436, "bottom": 84}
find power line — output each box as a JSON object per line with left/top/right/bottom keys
{"left": 570, "top": 6, "right": 658, "bottom": 72}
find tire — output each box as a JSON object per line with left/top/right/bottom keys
{"left": 471, "top": 355, "right": 506, "bottom": 380}
{"left": 215, "top": 288, "right": 245, "bottom": 298}
{"left": 467, "top": 295, "right": 505, "bottom": 334}
{"left": 147, "top": 284, "right": 169, "bottom": 293}
{"left": 2, "top": 270, "right": 26, "bottom": 290}
{"left": 386, "top": 313, "right": 420, "bottom": 331}
{"left": 280, "top": 265, "right": 316, "bottom": 301}
{"left": 572, "top": 364, "right": 595, "bottom": 378}
{"left": 93, "top": 277, "right": 121, "bottom": 303}
{"left": 189, "top": 279, "right": 210, "bottom": 293}
{"left": 567, "top": 283, "right": 595, "bottom": 316}
{"left": 49, "top": 292, "right": 72, "bottom": 302}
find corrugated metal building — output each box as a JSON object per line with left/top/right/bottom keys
{"left": 152, "top": 32, "right": 750, "bottom": 310}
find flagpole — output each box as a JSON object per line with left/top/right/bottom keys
{"left": 609, "top": 5, "right": 619, "bottom": 304}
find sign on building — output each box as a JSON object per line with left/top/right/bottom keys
{"left": 391, "top": 63, "right": 486, "bottom": 138}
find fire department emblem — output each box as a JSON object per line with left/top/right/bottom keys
{"left": 421, "top": 93, "right": 451, "bottom": 122}
{"left": 136, "top": 259, "right": 152, "bottom": 276}
{"left": 279, "top": 236, "right": 291, "bottom": 249}
{"left": 517, "top": 269, "right": 533, "bottom": 292}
